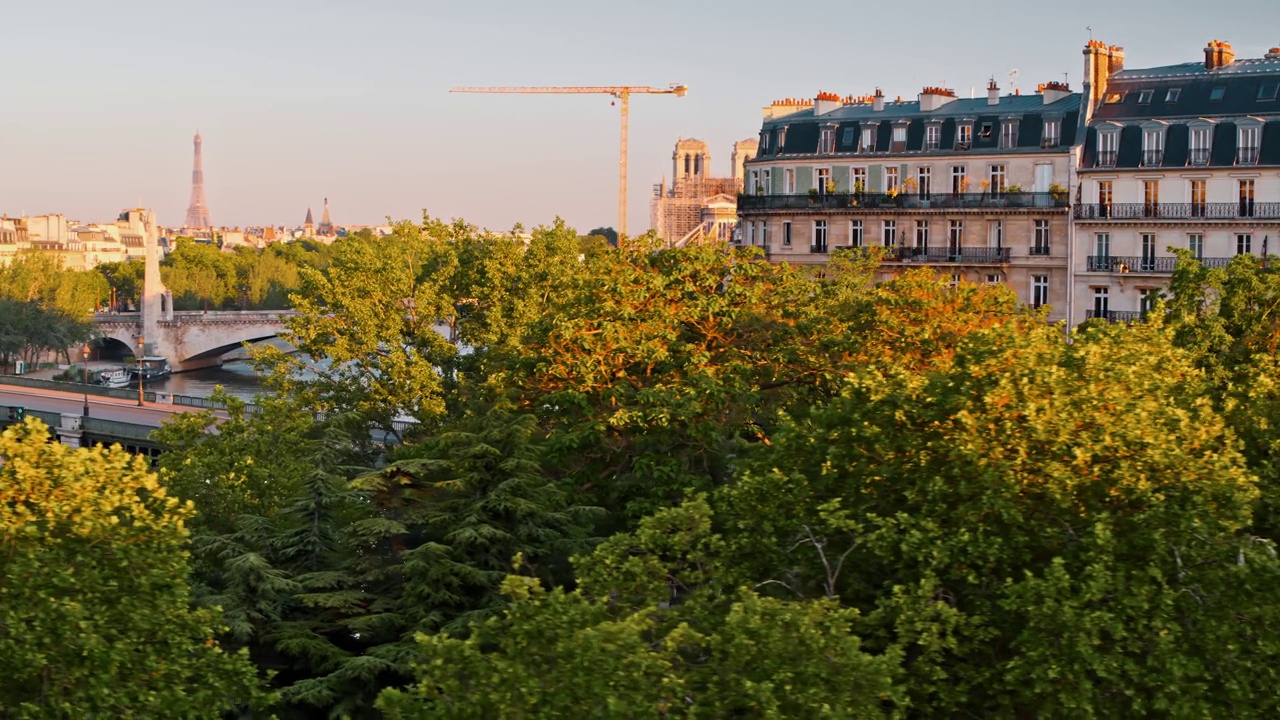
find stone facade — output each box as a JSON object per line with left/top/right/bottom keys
{"left": 651, "top": 138, "right": 758, "bottom": 245}
{"left": 741, "top": 85, "right": 1077, "bottom": 322}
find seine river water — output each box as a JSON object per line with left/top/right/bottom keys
{"left": 160, "top": 359, "right": 266, "bottom": 402}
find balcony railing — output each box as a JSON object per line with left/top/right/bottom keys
{"left": 1086, "top": 309, "right": 1145, "bottom": 323}
{"left": 1086, "top": 255, "right": 1235, "bottom": 273}
{"left": 1238, "top": 147, "right": 1260, "bottom": 165}
{"left": 1189, "top": 148, "right": 1211, "bottom": 165}
{"left": 830, "top": 246, "right": 1011, "bottom": 264}
{"left": 1096, "top": 150, "right": 1118, "bottom": 167}
{"left": 740, "top": 192, "right": 1067, "bottom": 212}
{"left": 1029, "top": 246, "right": 1051, "bottom": 256}
{"left": 810, "top": 242, "right": 828, "bottom": 254}
{"left": 1074, "top": 202, "right": 1280, "bottom": 220}
{"left": 1141, "top": 149, "right": 1164, "bottom": 166}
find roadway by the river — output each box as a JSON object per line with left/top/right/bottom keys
{"left": 0, "top": 383, "right": 220, "bottom": 426}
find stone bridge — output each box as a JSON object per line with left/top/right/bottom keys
{"left": 94, "top": 311, "right": 295, "bottom": 371}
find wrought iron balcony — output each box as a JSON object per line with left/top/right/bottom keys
{"left": 1073, "top": 202, "right": 1280, "bottom": 220}
{"left": 810, "top": 242, "right": 828, "bottom": 254}
{"left": 739, "top": 192, "right": 1068, "bottom": 212}
{"left": 1189, "top": 148, "right": 1211, "bottom": 165}
{"left": 888, "top": 247, "right": 1010, "bottom": 264}
{"left": 1029, "top": 246, "right": 1052, "bottom": 256}
{"left": 1141, "top": 149, "right": 1164, "bottom": 166}
{"left": 1085, "top": 255, "right": 1236, "bottom": 273}
{"left": 1238, "top": 147, "right": 1260, "bottom": 165}
{"left": 1096, "top": 150, "right": 1118, "bottom": 168}
{"left": 1086, "top": 309, "right": 1146, "bottom": 323}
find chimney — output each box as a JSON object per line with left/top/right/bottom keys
{"left": 814, "top": 90, "right": 841, "bottom": 116}
{"left": 1038, "top": 81, "right": 1072, "bottom": 104}
{"left": 919, "top": 86, "right": 959, "bottom": 112}
{"left": 1083, "top": 40, "right": 1125, "bottom": 109}
{"left": 1205, "top": 39, "right": 1236, "bottom": 70}
{"left": 1267, "top": 47, "right": 1280, "bottom": 60}
{"left": 987, "top": 79, "right": 1000, "bottom": 106}
{"left": 872, "top": 87, "right": 885, "bottom": 112}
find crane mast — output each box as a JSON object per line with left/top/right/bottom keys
{"left": 451, "top": 84, "right": 688, "bottom": 238}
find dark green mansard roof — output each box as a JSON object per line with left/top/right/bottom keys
{"left": 757, "top": 93, "right": 1081, "bottom": 159}
{"left": 1082, "top": 58, "right": 1280, "bottom": 169}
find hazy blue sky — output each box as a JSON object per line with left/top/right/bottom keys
{"left": 1, "top": 0, "right": 1275, "bottom": 233}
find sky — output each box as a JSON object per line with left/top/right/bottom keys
{"left": 1, "top": 0, "right": 1276, "bottom": 234}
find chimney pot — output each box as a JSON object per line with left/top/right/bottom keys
{"left": 873, "top": 87, "right": 885, "bottom": 112}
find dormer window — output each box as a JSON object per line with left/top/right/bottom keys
{"left": 925, "top": 124, "right": 941, "bottom": 151}
{"left": 1097, "top": 129, "right": 1119, "bottom": 167}
{"left": 1189, "top": 126, "right": 1212, "bottom": 165}
{"left": 999, "top": 121, "right": 1018, "bottom": 149}
{"left": 1137, "top": 90, "right": 1154, "bottom": 104}
{"left": 1260, "top": 83, "right": 1279, "bottom": 101}
{"left": 819, "top": 127, "right": 835, "bottom": 154}
{"left": 841, "top": 127, "right": 855, "bottom": 146}
{"left": 1142, "top": 128, "right": 1165, "bottom": 166}
{"left": 860, "top": 126, "right": 875, "bottom": 153}
{"left": 760, "top": 131, "right": 770, "bottom": 152}
{"left": 1166, "top": 88, "right": 1181, "bottom": 103}
{"left": 956, "top": 124, "right": 972, "bottom": 150}
{"left": 979, "top": 122, "right": 993, "bottom": 139}
{"left": 891, "top": 125, "right": 908, "bottom": 152}
{"left": 1209, "top": 86, "right": 1226, "bottom": 101}
{"left": 1105, "top": 92, "right": 1125, "bottom": 103}
{"left": 1042, "top": 119, "right": 1061, "bottom": 148}
{"left": 1238, "top": 125, "right": 1261, "bottom": 165}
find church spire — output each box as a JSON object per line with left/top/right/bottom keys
{"left": 318, "top": 197, "right": 334, "bottom": 236}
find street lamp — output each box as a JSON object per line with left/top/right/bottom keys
{"left": 82, "top": 344, "right": 90, "bottom": 417}
{"left": 136, "top": 336, "right": 145, "bottom": 407}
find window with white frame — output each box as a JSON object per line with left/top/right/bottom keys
{"left": 819, "top": 127, "right": 835, "bottom": 154}
{"left": 778, "top": 127, "right": 787, "bottom": 150}
{"left": 925, "top": 124, "right": 941, "bottom": 150}
{"left": 812, "top": 220, "right": 828, "bottom": 252}
{"left": 1140, "top": 288, "right": 1156, "bottom": 314}
{"left": 882, "top": 220, "right": 897, "bottom": 248}
{"left": 783, "top": 168, "right": 796, "bottom": 194}
{"left": 760, "top": 168, "right": 771, "bottom": 194}
{"left": 748, "top": 170, "right": 759, "bottom": 195}
{"left": 1092, "top": 287, "right": 1109, "bottom": 317}
{"left": 988, "top": 220, "right": 1003, "bottom": 249}
{"left": 1190, "top": 179, "right": 1206, "bottom": 215}
{"left": 986, "top": 273, "right": 1003, "bottom": 285}
{"left": 1143, "top": 180, "right": 1160, "bottom": 216}
{"left": 1140, "top": 233, "right": 1156, "bottom": 270}
{"left": 849, "top": 220, "right": 863, "bottom": 248}
{"left": 1097, "top": 130, "right": 1118, "bottom": 167}
{"left": 892, "top": 125, "right": 908, "bottom": 150}
{"left": 1189, "top": 126, "right": 1211, "bottom": 165}
{"left": 988, "top": 164, "right": 1007, "bottom": 193}
{"left": 1042, "top": 119, "right": 1060, "bottom": 147}
{"left": 761, "top": 222, "right": 769, "bottom": 248}
{"left": 917, "top": 167, "right": 932, "bottom": 195}
{"left": 1094, "top": 232, "right": 1111, "bottom": 258}
{"left": 1033, "top": 219, "right": 1050, "bottom": 254}
{"left": 956, "top": 123, "right": 973, "bottom": 150}
{"left": 860, "top": 126, "right": 876, "bottom": 152}
{"left": 999, "top": 121, "right": 1018, "bottom": 149}
{"left": 1188, "top": 233, "right": 1203, "bottom": 259}
{"left": 948, "top": 220, "right": 963, "bottom": 255}
{"left": 841, "top": 127, "right": 855, "bottom": 146}
{"left": 850, "top": 167, "right": 868, "bottom": 194}
{"left": 745, "top": 222, "right": 754, "bottom": 246}
{"left": 1240, "top": 179, "right": 1256, "bottom": 217}
{"left": 885, "top": 167, "right": 900, "bottom": 193}
{"left": 951, "top": 165, "right": 967, "bottom": 194}
{"left": 915, "top": 220, "right": 929, "bottom": 249}
{"left": 1238, "top": 125, "right": 1261, "bottom": 164}
{"left": 760, "top": 131, "right": 770, "bottom": 151}
{"left": 782, "top": 221, "right": 792, "bottom": 247}
{"left": 1142, "top": 128, "right": 1164, "bottom": 166}
{"left": 815, "top": 167, "right": 832, "bottom": 194}
{"left": 1237, "top": 233, "right": 1252, "bottom": 255}
{"left": 950, "top": 272, "right": 962, "bottom": 288}
{"left": 1166, "top": 88, "right": 1181, "bottom": 102}
{"left": 1031, "top": 275, "right": 1049, "bottom": 308}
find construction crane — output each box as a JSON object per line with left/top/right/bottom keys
{"left": 450, "top": 84, "right": 688, "bottom": 238}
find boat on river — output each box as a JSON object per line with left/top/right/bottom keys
{"left": 97, "top": 357, "right": 172, "bottom": 388}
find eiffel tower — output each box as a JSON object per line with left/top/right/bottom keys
{"left": 184, "top": 132, "right": 212, "bottom": 228}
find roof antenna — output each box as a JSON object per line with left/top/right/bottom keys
{"left": 1008, "top": 69, "right": 1020, "bottom": 93}
{"left": 1087, "top": 25, "right": 1093, "bottom": 41}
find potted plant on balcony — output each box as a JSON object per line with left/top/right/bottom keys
{"left": 808, "top": 187, "right": 820, "bottom": 206}
{"left": 902, "top": 177, "right": 920, "bottom": 207}
{"left": 1049, "top": 182, "right": 1068, "bottom": 205}
{"left": 825, "top": 179, "right": 837, "bottom": 195}
{"left": 754, "top": 182, "right": 765, "bottom": 195}
{"left": 852, "top": 179, "right": 865, "bottom": 206}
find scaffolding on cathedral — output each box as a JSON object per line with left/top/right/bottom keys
{"left": 649, "top": 137, "right": 758, "bottom": 245}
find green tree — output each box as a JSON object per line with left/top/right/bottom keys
{"left": 714, "top": 319, "right": 1280, "bottom": 716}
{"left": 0, "top": 419, "right": 265, "bottom": 717}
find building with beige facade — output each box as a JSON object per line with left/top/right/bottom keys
{"left": 0, "top": 209, "right": 159, "bottom": 269}
{"left": 1071, "top": 40, "right": 1280, "bottom": 324}
{"left": 739, "top": 84, "right": 1079, "bottom": 322}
